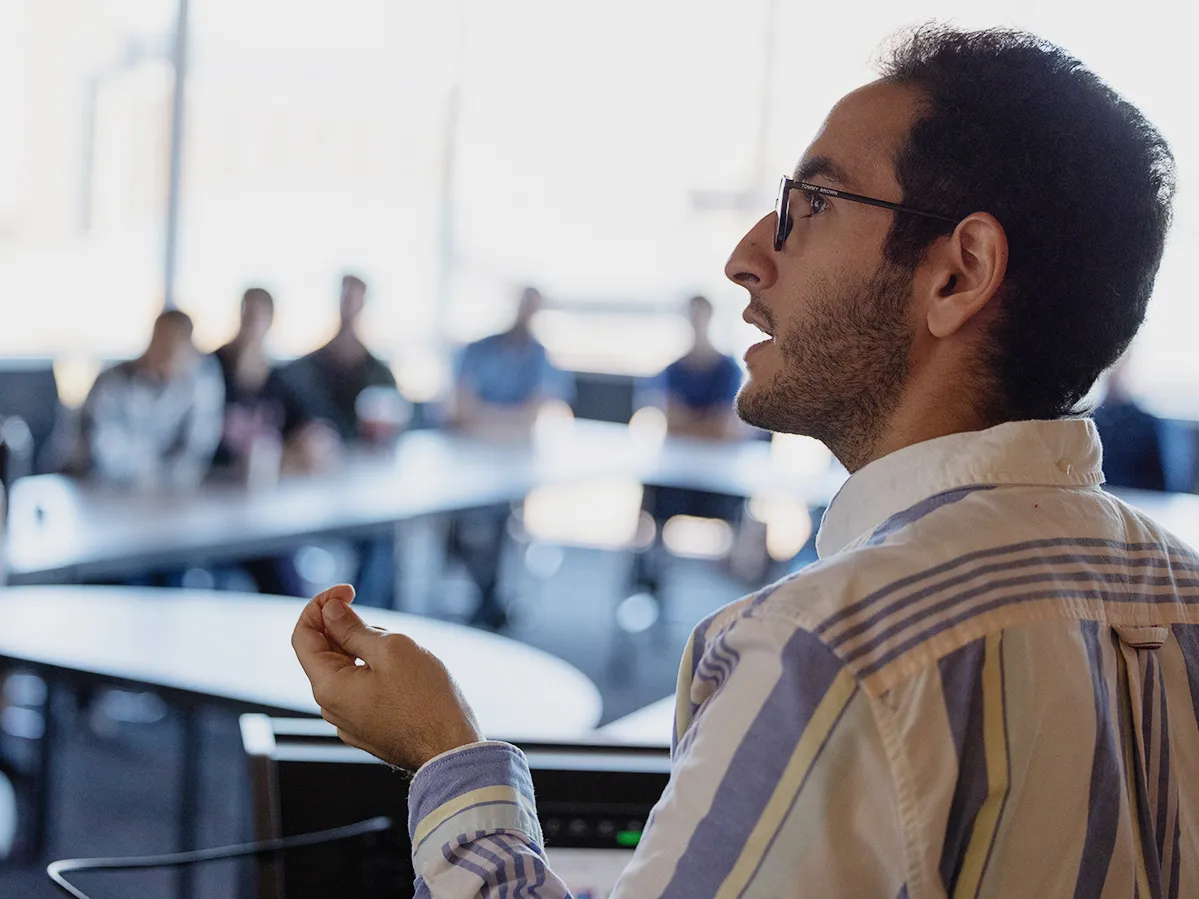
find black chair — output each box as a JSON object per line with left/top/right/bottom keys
{"left": 0, "top": 360, "right": 63, "bottom": 473}
{"left": 569, "top": 372, "right": 638, "bottom": 424}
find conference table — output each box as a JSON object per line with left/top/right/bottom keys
{"left": 4, "top": 418, "right": 845, "bottom": 592}
{"left": 0, "top": 585, "right": 602, "bottom": 889}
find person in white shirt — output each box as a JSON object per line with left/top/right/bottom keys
{"left": 75, "top": 310, "right": 224, "bottom": 490}
{"left": 293, "top": 25, "right": 1195, "bottom": 899}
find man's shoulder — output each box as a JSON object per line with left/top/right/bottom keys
{"left": 756, "top": 484, "right": 1199, "bottom": 694}
{"left": 465, "top": 333, "right": 504, "bottom": 354}
{"left": 90, "top": 360, "right": 139, "bottom": 392}
{"left": 363, "top": 351, "right": 395, "bottom": 382}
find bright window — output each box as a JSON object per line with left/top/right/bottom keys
{"left": 0, "top": 0, "right": 176, "bottom": 359}
{"left": 3, "top": 1, "right": 1197, "bottom": 409}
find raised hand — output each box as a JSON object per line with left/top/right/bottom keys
{"left": 291, "top": 585, "right": 484, "bottom": 770}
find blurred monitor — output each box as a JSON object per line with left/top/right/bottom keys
{"left": 569, "top": 372, "right": 638, "bottom": 424}
{"left": 241, "top": 716, "right": 670, "bottom": 899}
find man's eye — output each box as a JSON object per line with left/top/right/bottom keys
{"left": 801, "top": 190, "right": 828, "bottom": 216}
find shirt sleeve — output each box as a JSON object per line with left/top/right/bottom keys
{"left": 407, "top": 741, "right": 573, "bottom": 899}
{"left": 539, "top": 348, "right": 574, "bottom": 403}
{"left": 407, "top": 611, "right": 910, "bottom": 899}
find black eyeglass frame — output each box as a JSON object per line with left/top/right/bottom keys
{"left": 774, "top": 176, "right": 960, "bottom": 252}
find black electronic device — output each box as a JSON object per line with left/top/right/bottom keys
{"left": 240, "top": 715, "right": 671, "bottom": 899}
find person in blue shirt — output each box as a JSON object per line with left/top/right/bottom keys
{"left": 448, "top": 286, "right": 571, "bottom": 629}
{"left": 656, "top": 295, "right": 743, "bottom": 440}
{"left": 1091, "top": 353, "right": 1193, "bottom": 492}
{"left": 451, "top": 286, "right": 570, "bottom": 435}
{"left": 633, "top": 296, "right": 746, "bottom": 595}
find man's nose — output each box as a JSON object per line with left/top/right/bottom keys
{"left": 724, "top": 213, "right": 779, "bottom": 291}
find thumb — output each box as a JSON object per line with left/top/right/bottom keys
{"left": 322, "top": 600, "right": 379, "bottom": 663}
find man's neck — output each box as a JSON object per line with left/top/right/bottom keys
{"left": 231, "top": 333, "right": 263, "bottom": 353}
{"left": 327, "top": 327, "right": 366, "bottom": 358}
{"left": 133, "top": 355, "right": 170, "bottom": 384}
{"left": 834, "top": 362, "right": 997, "bottom": 474}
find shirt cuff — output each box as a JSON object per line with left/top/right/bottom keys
{"left": 407, "top": 741, "right": 544, "bottom": 874}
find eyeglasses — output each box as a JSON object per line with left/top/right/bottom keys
{"left": 774, "top": 176, "right": 960, "bottom": 252}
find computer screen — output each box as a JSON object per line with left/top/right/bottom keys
{"left": 244, "top": 717, "right": 670, "bottom": 899}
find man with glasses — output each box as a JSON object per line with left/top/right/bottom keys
{"left": 294, "top": 25, "right": 1194, "bottom": 898}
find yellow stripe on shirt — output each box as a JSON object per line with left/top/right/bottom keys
{"left": 413, "top": 785, "right": 533, "bottom": 848}
{"left": 714, "top": 668, "right": 859, "bottom": 899}
{"left": 674, "top": 637, "right": 696, "bottom": 746}
{"left": 953, "top": 632, "right": 1009, "bottom": 899}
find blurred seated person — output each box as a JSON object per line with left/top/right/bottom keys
{"left": 633, "top": 296, "right": 747, "bottom": 595}
{"left": 72, "top": 309, "right": 224, "bottom": 490}
{"left": 654, "top": 294, "right": 744, "bottom": 439}
{"left": 1092, "top": 354, "right": 1187, "bottom": 492}
{"left": 211, "top": 286, "right": 285, "bottom": 477}
{"left": 450, "top": 286, "right": 570, "bottom": 438}
{"left": 272, "top": 274, "right": 401, "bottom": 473}
{"left": 271, "top": 274, "right": 402, "bottom": 606}
{"left": 448, "top": 286, "right": 570, "bottom": 629}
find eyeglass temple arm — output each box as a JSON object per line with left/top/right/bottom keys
{"left": 793, "top": 180, "right": 960, "bottom": 225}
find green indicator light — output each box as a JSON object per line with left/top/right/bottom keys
{"left": 616, "top": 830, "right": 642, "bottom": 847}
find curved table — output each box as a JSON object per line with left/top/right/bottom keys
{"left": 0, "top": 586, "right": 602, "bottom": 873}
{"left": 0, "top": 586, "right": 601, "bottom": 738}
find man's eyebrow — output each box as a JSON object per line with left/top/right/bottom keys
{"left": 794, "top": 156, "right": 855, "bottom": 190}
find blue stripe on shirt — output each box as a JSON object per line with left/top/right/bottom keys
{"left": 857, "top": 581, "right": 1199, "bottom": 681}
{"left": 865, "top": 486, "right": 995, "bottom": 547}
{"left": 658, "top": 625, "right": 846, "bottom": 898}
{"left": 1074, "top": 621, "right": 1122, "bottom": 899}
{"left": 408, "top": 743, "right": 538, "bottom": 844}
{"left": 816, "top": 538, "right": 1198, "bottom": 638}
{"left": 833, "top": 549, "right": 1199, "bottom": 661}
{"left": 937, "top": 638, "right": 990, "bottom": 892}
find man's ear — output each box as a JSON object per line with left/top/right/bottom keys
{"left": 923, "top": 212, "right": 1008, "bottom": 338}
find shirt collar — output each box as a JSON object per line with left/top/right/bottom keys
{"left": 816, "top": 418, "right": 1105, "bottom": 558}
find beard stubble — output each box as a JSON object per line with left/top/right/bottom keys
{"left": 736, "top": 260, "right": 915, "bottom": 471}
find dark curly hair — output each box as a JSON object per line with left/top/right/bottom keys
{"left": 878, "top": 25, "right": 1175, "bottom": 421}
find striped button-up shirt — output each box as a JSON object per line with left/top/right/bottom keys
{"left": 408, "top": 419, "right": 1199, "bottom": 898}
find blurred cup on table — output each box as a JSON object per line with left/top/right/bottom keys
{"left": 356, "top": 386, "right": 412, "bottom": 447}
{"left": 283, "top": 421, "right": 343, "bottom": 475}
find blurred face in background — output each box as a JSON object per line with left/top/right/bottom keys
{"left": 725, "top": 81, "right": 923, "bottom": 460}
{"left": 144, "top": 315, "right": 198, "bottom": 382}
{"left": 688, "top": 295, "right": 713, "bottom": 341}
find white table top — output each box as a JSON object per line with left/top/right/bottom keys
{"left": 0, "top": 586, "right": 602, "bottom": 742}
{"left": 597, "top": 695, "right": 675, "bottom": 747}
{"left": 5, "top": 420, "right": 843, "bottom": 584}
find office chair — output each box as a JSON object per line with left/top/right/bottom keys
{"left": 0, "top": 360, "right": 64, "bottom": 472}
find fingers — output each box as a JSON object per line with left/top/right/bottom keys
{"left": 292, "top": 596, "right": 333, "bottom": 658}
{"left": 321, "top": 599, "right": 381, "bottom": 664}
{"left": 292, "top": 597, "right": 358, "bottom": 687}
{"left": 313, "top": 583, "right": 356, "bottom": 608}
